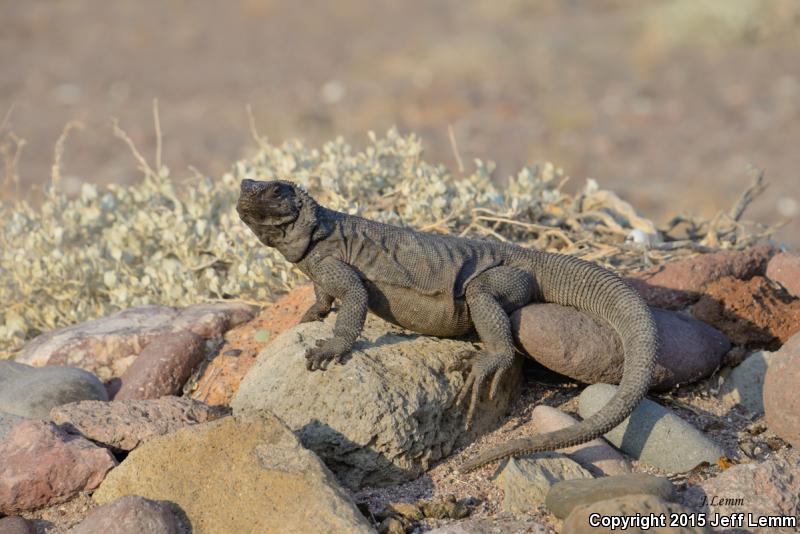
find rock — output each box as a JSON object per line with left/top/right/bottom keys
{"left": 68, "top": 495, "right": 184, "bottom": 534}
{"left": 0, "top": 411, "right": 24, "bottom": 441}
{"left": 378, "top": 517, "right": 406, "bottom": 534}
{"left": 682, "top": 456, "right": 800, "bottom": 534}
{"left": 493, "top": 452, "right": 593, "bottom": 513}
{"left": 0, "top": 516, "right": 35, "bottom": 534}
{"left": 564, "top": 495, "right": 710, "bottom": 534}
{"left": 529, "top": 406, "right": 631, "bottom": 476}
{"left": 766, "top": 251, "right": 800, "bottom": 298}
{"left": 190, "top": 284, "right": 316, "bottom": 406}
{"left": 93, "top": 412, "right": 373, "bottom": 534}
{"left": 419, "top": 495, "right": 470, "bottom": 520}
{"left": 425, "top": 518, "right": 550, "bottom": 533}
{"left": 764, "top": 331, "right": 800, "bottom": 448}
{"left": 513, "top": 306, "right": 728, "bottom": 391}
{"left": 50, "top": 396, "right": 229, "bottom": 451}
{"left": 14, "top": 302, "right": 256, "bottom": 381}
{"left": 232, "top": 315, "right": 521, "bottom": 488}
{"left": 692, "top": 276, "right": 800, "bottom": 349}
{"left": 114, "top": 330, "right": 206, "bottom": 400}
{"left": 720, "top": 350, "right": 776, "bottom": 414}
{"left": 625, "top": 244, "right": 774, "bottom": 310}
{"left": 0, "top": 361, "right": 108, "bottom": 418}
{"left": 0, "top": 420, "right": 117, "bottom": 514}
{"left": 578, "top": 384, "right": 724, "bottom": 472}
{"left": 545, "top": 473, "right": 675, "bottom": 519}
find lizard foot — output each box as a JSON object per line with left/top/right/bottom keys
{"left": 299, "top": 304, "right": 332, "bottom": 324}
{"left": 305, "top": 338, "right": 349, "bottom": 371}
{"left": 456, "top": 351, "right": 513, "bottom": 428}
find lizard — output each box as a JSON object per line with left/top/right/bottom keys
{"left": 236, "top": 178, "right": 658, "bottom": 472}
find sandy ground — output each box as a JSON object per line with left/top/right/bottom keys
{"left": 1, "top": 0, "right": 799, "bottom": 247}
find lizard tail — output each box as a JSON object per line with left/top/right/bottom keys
{"left": 459, "top": 251, "right": 657, "bottom": 472}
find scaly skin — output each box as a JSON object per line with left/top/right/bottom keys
{"left": 237, "top": 179, "right": 658, "bottom": 472}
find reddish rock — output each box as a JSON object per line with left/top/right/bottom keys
{"left": 114, "top": 331, "right": 206, "bottom": 400}
{"left": 530, "top": 406, "right": 631, "bottom": 476}
{"left": 512, "top": 305, "right": 728, "bottom": 391}
{"left": 50, "top": 396, "right": 229, "bottom": 451}
{"left": 191, "top": 284, "right": 316, "bottom": 406}
{"left": 625, "top": 244, "right": 774, "bottom": 309}
{"left": 0, "top": 516, "right": 35, "bottom": 534}
{"left": 692, "top": 276, "right": 800, "bottom": 349}
{"left": 69, "top": 495, "right": 183, "bottom": 534}
{"left": 766, "top": 251, "right": 800, "bottom": 298}
{"left": 682, "top": 457, "right": 800, "bottom": 534}
{"left": 14, "top": 302, "right": 256, "bottom": 381}
{"left": 763, "top": 332, "right": 800, "bottom": 448}
{"left": 0, "top": 420, "right": 117, "bottom": 514}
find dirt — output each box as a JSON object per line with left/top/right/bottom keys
{"left": 2, "top": 1, "right": 799, "bottom": 246}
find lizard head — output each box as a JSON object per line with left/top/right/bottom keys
{"left": 237, "top": 179, "right": 321, "bottom": 262}
{"left": 237, "top": 179, "right": 302, "bottom": 227}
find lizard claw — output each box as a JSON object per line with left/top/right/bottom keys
{"left": 456, "top": 352, "right": 513, "bottom": 428}
{"left": 305, "top": 338, "right": 348, "bottom": 371}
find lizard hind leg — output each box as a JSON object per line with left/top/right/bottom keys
{"left": 458, "top": 267, "right": 536, "bottom": 427}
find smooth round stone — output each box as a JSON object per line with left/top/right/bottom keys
{"left": 0, "top": 360, "right": 108, "bottom": 418}
{"left": 578, "top": 384, "right": 724, "bottom": 473}
{"left": 546, "top": 473, "right": 674, "bottom": 519}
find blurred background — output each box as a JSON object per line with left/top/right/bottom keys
{"left": 2, "top": 0, "right": 799, "bottom": 245}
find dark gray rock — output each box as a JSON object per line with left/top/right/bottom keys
{"left": 232, "top": 315, "right": 522, "bottom": 489}
{"left": 493, "top": 452, "right": 593, "bottom": 514}
{"left": 0, "top": 360, "right": 107, "bottom": 418}
{"left": 68, "top": 495, "right": 184, "bottom": 534}
{"left": 578, "top": 384, "right": 724, "bottom": 472}
{"left": 546, "top": 473, "right": 674, "bottom": 519}
{"left": 512, "top": 306, "right": 728, "bottom": 391}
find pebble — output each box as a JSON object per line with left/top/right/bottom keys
{"left": 0, "top": 360, "right": 107, "bottom": 418}
{"left": 493, "top": 452, "right": 594, "bottom": 514}
{"left": 719, "top": 350, "right": 776, "bottom": 414}
{"left": 50, "top": 396, "right": 229, "bottom": 451}
{"left": 0, "top": 420, "right": 116, "bottom": 514}
{"left": 545, "top": 472, "right": 674, "bottom": 519}
{"left": 114, "top": 330, "right": 206, "bottom": 400}
{"left": 578, "top": 384, "right": 724, "bottom": 472}
{"left": 68, "top": 495, "right": 184, "bottom": 534}
{"left": 763, "top": 331, "right": 800, "bottom": 448}
{"left": 513, "top": 306, "right": 728, "bottom": 391}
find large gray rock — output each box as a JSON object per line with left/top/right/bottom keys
{"left": 232, "top": 315, "right": 522, "bottom": 488}
{"left": 564, "top": 495, "right": 710, "bottom": 534}
{"left": 50, "top": 396, "right": 229, "bottom": 451}
{"left": 720, "top": 349, "right": 777, "bottom": 414}
{"left": 513, "top": 305, "right": 728, "bottom": 391}
{"left": 93, "top": 412, "right": 374, "bottom": 534}
{"left": 68, "top": 495, "right": 184, "bottom": 534}
{"left": 682, "top": 456, "right": 800, "bottom": 534}
{"left": 14, "top": 302, "right": 256, "bottom": 381}
{"left": 578, "top": 384, "right": 724, "bottom": 472}
{"left": 529, "top": 405, "right": 631, "bottom": 476}
{"left": 493, "top": 452, "right": 593, "bottom": 514}
{"left": 0, "top": 360, "right": 107, "bottom": 418}
{"left": 546, "top": 473, "right": 675, "bottom": 519}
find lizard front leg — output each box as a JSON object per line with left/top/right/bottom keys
{"left": 304, "top": 257, "right": 368, "bottom": 371}
{"left": 299, "top": 283, "right": 335, "bottom": 323}
{"left": 458, "top": 267, "right": 536, "bottom": 426}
